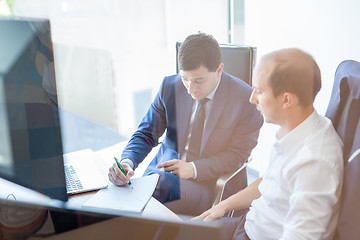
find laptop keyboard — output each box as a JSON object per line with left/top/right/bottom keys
{"left": 65, "top": 164, "right": 83, "bottom": 193}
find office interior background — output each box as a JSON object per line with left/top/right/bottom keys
{"left": 1, "top": 0, "right": 359, "bottom": 177}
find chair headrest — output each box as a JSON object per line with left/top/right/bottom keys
{"left": 326, "top": 60, "right": 360, "bottom": 121}
{"left": 335, "top": 60, "right": 360, "bottom": 99}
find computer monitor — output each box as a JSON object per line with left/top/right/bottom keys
{"left": 0, "top": 17, "right": 68, "bottom": 201}
{"left": 176, "top": 42, "right": 257, "bottom": 85}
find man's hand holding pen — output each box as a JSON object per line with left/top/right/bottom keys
{"left": 108, "top": 159, "right": 134, "bottom": 186}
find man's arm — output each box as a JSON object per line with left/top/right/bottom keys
{"left": 280, "top": 157, "right": 343, "bottom": 239}
{"left": 194, "top": 178, "right": 262, "bottom": 222}
{"left": 121, "top": 79, "right": 168, "bottom": 169}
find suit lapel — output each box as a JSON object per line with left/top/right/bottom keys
{"left": 175, "top": 78, "right": 193, "bottom": 155}
{"left": 201, "top": 73, "right": 229, "bottom": 154}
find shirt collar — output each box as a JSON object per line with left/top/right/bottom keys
{"left": 274, "top": 110, "right": 319, "bottom": 153}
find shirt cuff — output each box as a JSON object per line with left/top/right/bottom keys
{"left": 120, "top": 158, "right": 134, "bottom": 169}
{"left": 190, "top": 162, "right": 197, "bottom": 179}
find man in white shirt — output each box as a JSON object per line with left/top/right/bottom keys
{"left": 195, "top": 48, "right": 344, "bottom": 240}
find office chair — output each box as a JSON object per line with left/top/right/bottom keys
{"left": 324, "top": 60, "right": 360, "bottom": 240}
{"left": 212, "top": 156, "right": 253, "bottom": 217}
{"left": 176, "top": 42, "right": 257, "bottom": 216}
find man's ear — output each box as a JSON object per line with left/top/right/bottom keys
{"left": 282, "top": 92, "right": 295, "bottom": 109}
{"left": 217, "top": 63, "right": 224, "bottom": 77}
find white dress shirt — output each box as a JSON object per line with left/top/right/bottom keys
{"left": 245, "top": 111, "right": 343, "bottom": 240}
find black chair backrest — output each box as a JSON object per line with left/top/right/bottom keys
{"left": 325, "top": 60, "right": 360, "bottom": 240}
{"left": 176, "top": 42, "right": 256, "bottom": 86}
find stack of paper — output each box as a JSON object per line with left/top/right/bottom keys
{"left": 82, "top": 174, "right": 159, "bottom": 214}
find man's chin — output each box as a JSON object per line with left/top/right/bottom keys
{"left": 263, "top": 117, "right": 275, "bottom": 124}
{"left": 257, "top": 108, "right": 269, "bottom": 122}
{"left": 191, "top": 94, "right": 202, "bottom": 100}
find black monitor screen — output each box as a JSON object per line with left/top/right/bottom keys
{"left": 0, "top": 18, "right": 67, "bottom": 201}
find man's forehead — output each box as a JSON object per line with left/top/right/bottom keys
{"left": 180, "top": 66, "right": 210, "bottom": 78}
{"left": 253, "top": 61, "right": 273, "bottom": 86}
{"left": 180, "top": 72, "right": 204, "bottom": 80}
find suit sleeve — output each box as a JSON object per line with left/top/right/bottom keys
{"left": 121, "top": 79, "right": 167, "bottom": 169}
{"left": 194, "top": 97, "right": 263, "bottom": 182}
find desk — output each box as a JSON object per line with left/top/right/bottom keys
{"left": 0, "top": 175, "right": 178, "bottom": 221}
{"left": 0, "top": 143, "right": 179, "bottom": 239}
{"left": 0, "top": 143, "right": 226, "bottom": 240}
{"left": 0, "top": 178, "right": 183, "bottom": 239}
{"left": 0, "top": 142, "right": 177, "bottom": 217}
{"left": 41, "top": 212, "right": 223, "bottom": 240}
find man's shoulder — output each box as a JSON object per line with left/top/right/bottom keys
{"left": 157, "top": 74, "right": 182, "bottom": 93}
{"left": 222, "top": 71, "right": 253, "bottom": 92}
{"left": 302, "top": 114, "right": 343, "bottom": 167}
{"left": 163, "top": 74, "right": 181, "bottom": 84}
{"left": 158, "top": 74, "right": 185, "bottom": 102}
{"left": 219, "top": 72, "right": 254, "bottom": 102}
{"left": 313, "top": 114, "right": 341, "bottom": 143}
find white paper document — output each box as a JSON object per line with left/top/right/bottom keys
{"left": 82, "top": 174, "right": 159, "bottom": 214}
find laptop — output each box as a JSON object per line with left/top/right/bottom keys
{"left": 63, "top": 149, "right": 108, "bottom": 195}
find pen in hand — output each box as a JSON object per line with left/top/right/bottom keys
{"left": 114, "top": 157, "right": 132, "bottom": 185}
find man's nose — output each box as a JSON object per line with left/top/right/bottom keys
{"left": 187, "top": 81, "right": 196, "bottom": 94}
{"left": 249, "top": 90, "right": 257, "bottom": 104}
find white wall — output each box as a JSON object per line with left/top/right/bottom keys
{"left": 12, "top": 0, "right": 229, "bottom": 137}
{"left": 12, "top": 0, "right": 121, "bottom": 131}
{"left": 244, "top": 0, "right": 360, "bottom": 174}
{"left": 109, "top": 0, "right": 229, "bottom": 135}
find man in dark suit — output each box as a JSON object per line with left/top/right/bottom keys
{"left": 108, "top": 33, "right": 263, "bottom": 215}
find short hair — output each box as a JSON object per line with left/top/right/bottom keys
{"left": 178, "top": 33, "right": 221, "bottom": 72}
{"left": 262, "top": 48, "right": 321, "bottom": 107}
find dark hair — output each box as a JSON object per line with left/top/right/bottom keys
{"left": 264, "top": 48, "right": 321, "bottom": 107}
{"left": 178, "top": 33, "right": 221, "bottom": 72}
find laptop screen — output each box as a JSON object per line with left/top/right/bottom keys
{"left": 0, "top": 17, "right": 68, "bottom": 201}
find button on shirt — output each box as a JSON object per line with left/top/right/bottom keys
{"left": 245, "top": 111, "right": 344, "bottom": 240}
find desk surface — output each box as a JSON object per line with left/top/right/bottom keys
{"left": 0, "top": 144, "right": 226, "bottom": 240}
{"left": 0, "top": 142, "right": 178, "bottom": 222}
